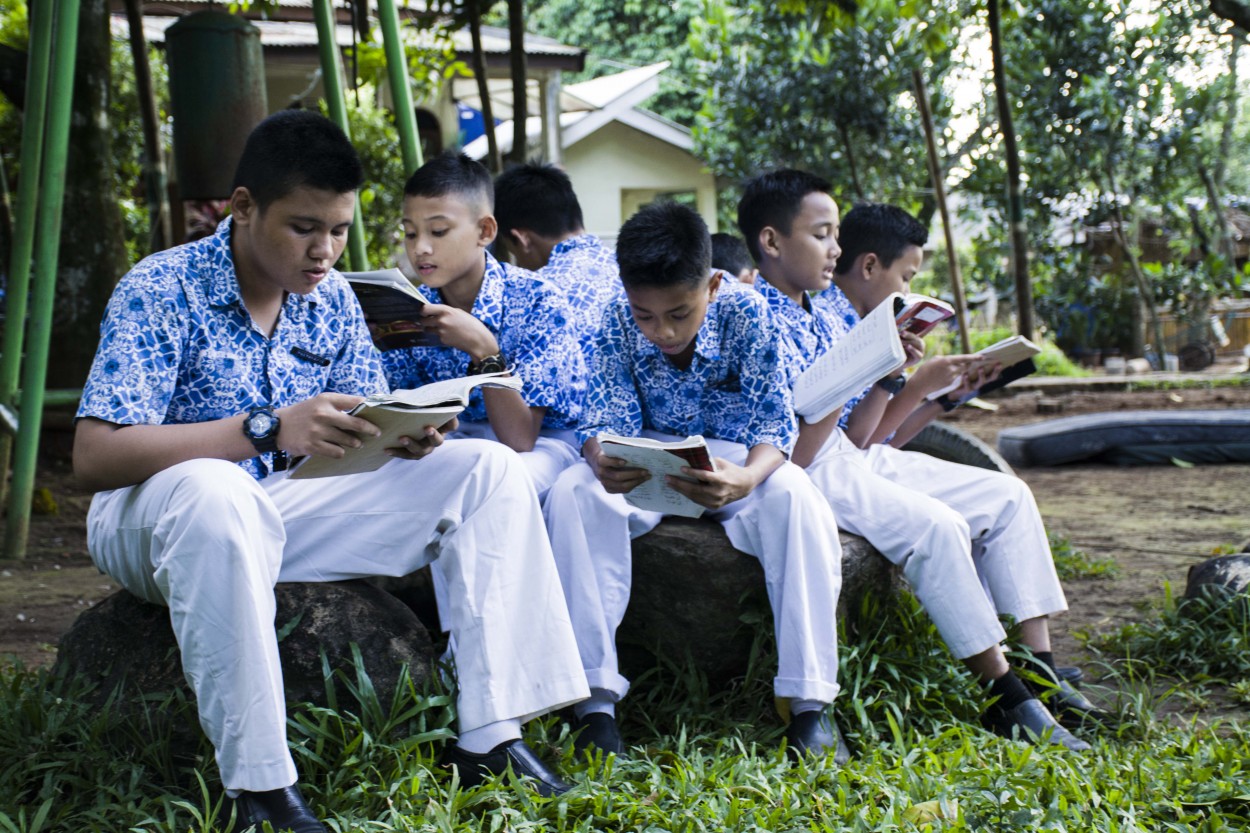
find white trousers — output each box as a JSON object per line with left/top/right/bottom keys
{"left": 86, "top": 439, "right": 589, "bottom": 793}
{"left": 807, "top": 429, "right": 1067, "bottom": 659}
{"left": 448, "top": 422, "right": 580, "bottom": 500}
{"left": 543, "top": 435, "right": 843, "bottom": 705}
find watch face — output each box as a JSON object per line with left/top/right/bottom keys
{"left": 247, "top": 411, "right": 277, "bottom": 438}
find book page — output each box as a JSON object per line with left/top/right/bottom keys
{"left": 598, "top": 434, "right": 715, "bottom": 519}
{"left": 896, "top": 295, "right": 955, "bottom": 337}
{"left": 926, "top": 336, "right": 1042, "bottom": 400}
{"left": 288, "top": 403, "right": 464, "bottom": 479}
{"left": 374, "top": 372, "right": 522, "bottom": 409}
{"left": 794, "top": 294, "right": 908, "bottom": 422}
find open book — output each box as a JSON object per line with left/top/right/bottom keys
{"left": 343, "top": 268, "right": 441, "bottom": 351}
{"left": 896, "top": 293, "right": 955, "bottom": 337}
{"left": 597, "top": 434, "right": 717, "bottom": 519}
{"left": 926, "top": 335, "right": 1042, "bottom": 400}
{"left": 794, "top": 293, "right": 909, "bottom": 422}
{"left": 289, "top": 372, "right": 523, "bottom": 479}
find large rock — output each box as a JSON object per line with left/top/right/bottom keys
{"left": 619, "top": 520, "right": 894, "bottom": 684}
{"left": 1185, "top": 553, "right": 1250, "bottom": 601}
{"left": 53, "top": 580, "right": 438, "bottom": 713}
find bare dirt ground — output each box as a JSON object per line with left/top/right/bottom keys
{"left": 1, "top": 378, "right": 1248, "bottom": 687}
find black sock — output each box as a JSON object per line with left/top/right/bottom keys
{"left": 1033, "top": 650, "right": 1057, "bottom": 673}
{"left": 987, "top": 670, "right": 1035, "bottom": 711}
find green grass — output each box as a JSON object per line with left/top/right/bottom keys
{"left": 1049, "top": 534, "right": 1121, "bottom": 581}
{"left": 3, "top": 591, "right": 1250, "bottom": 832}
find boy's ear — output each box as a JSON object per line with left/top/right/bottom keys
{"left": 477, "top": 213, "right": 498, "bottom": 248}
{"left": 229, "top": 186, "right": 256, "bottom": 226}
{"left": 508, "top": 228, "right": 534, "bottom": 253}
{"left": 756, "top": 225, "right": 782, "bottom": 259}
{"left": 860, "top": 252, "right": 881, "bottom": 279}
{"left": 707, "top": 269, "right": 722, "bottom": 301}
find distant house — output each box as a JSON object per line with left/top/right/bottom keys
{"left": 463, "top": 63, "right": 719, "bottom": 242}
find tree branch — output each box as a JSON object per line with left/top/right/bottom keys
{"left": 0, "top": 43, "right": 26, "bottom": 110}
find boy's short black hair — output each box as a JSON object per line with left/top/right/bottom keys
{"left": 494, "top": 161, "right": 584, "bottom": 241}
{"left": 710, "top": 232, "right": 754, "bottom": 275}
{"left": 404, "top": 151, "right": 493, "bottom": 213}
{"left": 835, "top": 203, "right": 929, "bottom": 275}
{"left": 231, "top": 110, "right": 364, "bottom": 210}
{"left": 736, "top": 169, "right": 832, "bottom": 262}
{"left": 615, "top": 202, "right": 711, "bottom": 289}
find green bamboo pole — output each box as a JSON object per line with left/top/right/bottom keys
{"left": 6, "top": 0, "right": 80, "bottom": 559}
{"left": 312, "top": 0, "right": 368, "bottom": 271}
{"left": 377, "top": 0, "right": 423, "bottom": 175}
{"left": 0, "top": 1, "right": 56, "bottom": 506}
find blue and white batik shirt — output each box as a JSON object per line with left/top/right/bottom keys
{"left": 577, "top": 277, "right": 796, "bottom": 455}
{"left": 537, "top": 234, "right": 623, "bottom": 355}
{"left": 77, "top": 217, "right": 387, "bottom": 480}
{"left": 380, "top": 250, "right": 586, "bottom": 430}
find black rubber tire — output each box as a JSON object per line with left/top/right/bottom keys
{"left": 902, "top": 421, "right": 1016, "bottom": 476}
{"left": 997, "top": 409, "right": 1250, "bottom": 467}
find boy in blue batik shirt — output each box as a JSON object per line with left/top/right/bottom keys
{"left": 380, "top": 153, "right": 585, "bottom": 497}
{"left": 543, "top": 201, "right": 846, "bottom": 763}
{"left": 72, "top": 113, "right": 590, "bottom": 829}
{"left": 492, "top": 161, "right": 622, "bottom": 357}
{"left": 738, "top": 170, "right": 1105, "bottom": 753}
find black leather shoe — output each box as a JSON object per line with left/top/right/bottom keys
{"left": 982, "top": 698, "right": 1091, "bottom": 752}
{"left": 572, "top": 712, "right": 625, "bottom": 758}
{"left": 443, "top": 739, "right": 574, "bottom": 796}
{"left": 1056, "top": 665, "right": 1084, "bottom": 686}
{"left": 229, "top": 785, "right": 325, "bottom": 833}
{"left": 785, "top": 710, "right": 851, "bottom": 765}
{"left": 1025, "top": 666, "right": 1114, "bottom": 729}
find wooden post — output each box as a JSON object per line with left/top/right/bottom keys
{"left": 913, "top": 69, "right": 972, "bottom": 353}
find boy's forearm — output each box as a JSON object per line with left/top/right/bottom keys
{"left": 482, "top": 387, "right": 542, "bottom": 452}
{"left": 791, "top": 409, "right": 841, "bottom": 469}
{"left": 73, "top": 416, "right": 255, "bottom": 492}
{"left": 867, "top": 385, "right": 929, "bottom": 445}
{"left": 887, "top": 400, "right": 943, "bottom": 448}
{"left": 743, "top": 443, "right": 785, "bottom": 488}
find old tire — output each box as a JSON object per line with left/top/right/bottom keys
{"left": 902, "top": 421, "right": 1016, "bottom": 476}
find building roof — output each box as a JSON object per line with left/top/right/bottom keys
{"left": 110, "top": 4, "right": 585, "bottom": 71}
{"left": 462, "top": 62, "right": 692, "bottom": 159}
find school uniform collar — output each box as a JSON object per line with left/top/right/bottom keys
{"left": 200, "top": 217, "right": 321, "bottom": 324}
{"left": 754, "top": 275, "right": 811, "bottom": 324}
{"left": 550, "top": 233, "right": 602, "bottom": 258}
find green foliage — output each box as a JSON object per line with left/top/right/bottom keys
{"left": 332, "top": 89, "right": 410, "bottom": 271}
{"left": 1049, "top": 533, "right": 1121, "bottom": 581}
{"left": 8, "top": 582, "right": 1250, "bottom": 830}
{"left": 1095, "top": 584, "right": 1250, "bottom": 683}
{"left": 927, "top": 325, "right": 1090, "bottom": 377}
{"left": 520, "top": 0, "right": 705, "bottom": 125}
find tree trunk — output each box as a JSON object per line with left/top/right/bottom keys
{"left": 1210, "top": 0, "right": 1250, "bottom": 30}
{"left": 1214, "top": 37, "right": 1240, "bottom": 194}
{"left": 122, "top": 0, "right": 171, "bottom": 254}
{"left": 837, "top": 121, "right": 864, "bottom": 200}
{"left": 987, "top": 0, "right": 1035, "bottom": 340}
{"left": 48, "top": 0, "right": 129, "bottom": 390}
{"left": 1105, "top": 166, "right": 1167, "bottom": 362}
{"left": 467, "top": 0, "right": 500, "bottom": 173}
{"left": 507, "top": 0, "right": 528, "bottom": 165}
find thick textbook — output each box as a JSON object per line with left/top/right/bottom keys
{"left": 597, "top": 433, "right": 717, "bottom": 519}
{"left": 289, "top": 372, "right": 522, "bottom": 479}
{"left": 926, "top": 335, "right": 1043, "bottom": 401}
{"left": 896, "top": 293, "right": 955, "bottom": 337}
{"left": 794, "top": 293, "right": 908, "bottom": 422}
{"left": 343, "top": 268, "right": 441, "bottom": 351}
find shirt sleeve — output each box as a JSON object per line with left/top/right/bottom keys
{"left": 575, "top": 302, "right": 643, "bottom": 447}
{"left": 76, "top": 266, "right": 187, "bottom": 426}
{"left": 730, "top": 295, "right": 798, "bottom": 455}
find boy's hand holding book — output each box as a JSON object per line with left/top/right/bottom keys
{"left": 664, "top": 457, "right": 759, "bottom": 510}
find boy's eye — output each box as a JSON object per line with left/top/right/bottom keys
{"left": 431, "top": 229, "right": 449, "bottom": 237}
{"left": 404, "top": 232, "right": 416, "bottom": 240}
{"left": 671, "top": 313, "right": 689, "bottom": 321}
{"left": 293, "top": 225, "right": 313, "bottom": 235}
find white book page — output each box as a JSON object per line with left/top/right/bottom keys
{"left": 289, "top": 403, "right": 464, "bottom": 479}
{"left": 926, "top": 336, "right": 1042, "bottom": 400}
{"left": 373, "top": 372, "right": 522, "bottom": 409}
{"left": 343, "top": 268, "right": 425, "bottom": 298}
{"left": 599, "top": 435, "right": 714, "bottom": 519}
{"left": 794, "top": 294, "right": 907, "bottom": 421}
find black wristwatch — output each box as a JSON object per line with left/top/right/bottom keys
{"left": 467, "top": 351, "right": 508, "bottom": 376}
{"left": 876, "top": 373, "right": 907, "bottom": 395}
{"left": 242, "top": 406, "right": 282, "bottom": 454}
